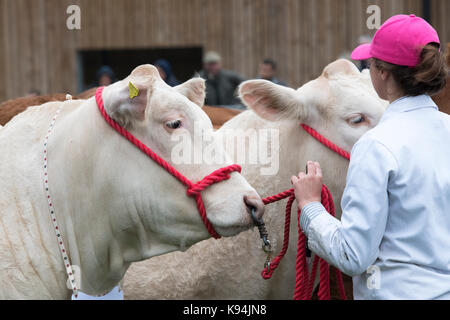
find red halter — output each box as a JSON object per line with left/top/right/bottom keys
{"left": 95, "top": 87, "right": 241, "bottom": 239}
{"left": 300, "top": 124, "right": 351, "bottom": 160}
{"left": 260, "top": 123, "right": 351, "bottom": 300}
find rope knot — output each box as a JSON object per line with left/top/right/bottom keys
{"left": 184, "top": 164, "right": 241, "bottom": 240}
{"left": 186, "top": 164, "right": 241, "bottom": 197}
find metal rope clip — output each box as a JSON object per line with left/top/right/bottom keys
{"left": 251, "top": 208, "right": 273, "bottom": 269}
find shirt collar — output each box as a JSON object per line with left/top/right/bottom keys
{"left": 380, "top": 94, "right": 438, "bottom": 123}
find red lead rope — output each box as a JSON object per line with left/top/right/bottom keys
{"left": 95, "top": 87, "right": 242, "bottom": 239}
{"left": 260, "top": 124, "right": 350, "bottom": 300}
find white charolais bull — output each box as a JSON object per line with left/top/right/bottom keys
{"left": 0, "top": 64, "right": 264, "bottom": 299}
{"left": 123, "top": 59, "right": 387, "bottom": 299}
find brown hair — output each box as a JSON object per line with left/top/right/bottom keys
{"left": 373, "top": 43, "right": 448, "bottom": 96}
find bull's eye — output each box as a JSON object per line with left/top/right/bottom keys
{"left": 166, "top": 119, "right": 182, "bottom": 129}
{"left": 347, "top": 115, "right": 365, "bottom": 125}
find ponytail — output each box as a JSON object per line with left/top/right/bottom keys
{"left": 373, "top": 43, "right": 448, "bottom": 96}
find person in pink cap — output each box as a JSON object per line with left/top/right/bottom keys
{"left": 291, "top": 14, "right": 449, "bottom": 299}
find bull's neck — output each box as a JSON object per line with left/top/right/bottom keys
{"left": 43, "top": 98, "right": 163, "bottom": 296}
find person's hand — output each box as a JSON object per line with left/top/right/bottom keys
{"left": 291, "top": 161, "right": 323, "bottom": 210}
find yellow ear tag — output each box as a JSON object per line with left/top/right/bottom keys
{"left": 129, "top": 81, "right": 139, "bottom": 99}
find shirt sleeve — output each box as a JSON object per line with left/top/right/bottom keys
{"left": 300, "top": 137, "right": 398, "bottom": 276}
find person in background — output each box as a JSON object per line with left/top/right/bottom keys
{"left": 340, "top": 35, "right": 373, "bottom": 71}
{"left": 154, "top": 59, "right": 180, "bottom": 87}
{"left": 356, "top": 35, "right": 373, "bottom": 70}
{"left": 198, "top": 51, "right": 245, "bottom": 108}
{"left": 96, "top": 65, "right": 116, "bottom": 87}
{"left": 258, "top": 58, "right": 287, "bottom": 86}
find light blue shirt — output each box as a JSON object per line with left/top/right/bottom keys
{"left": 300, "top": 95, "right": 450, "bottom": 300}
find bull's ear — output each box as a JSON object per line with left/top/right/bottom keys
{"left": 103, "top": 81, "right": 149, "bottom": 128}
{"left": 175, "top": 78, "right": 206, "bottom": 107}
{"left": 239, "top": 80, "right": 305, "bottom": 121}
{"left": 322, "top": 59, "right": 360, "bottom": 79}
{"left": 103, "top": 65, "right": 159, "bottom": 128}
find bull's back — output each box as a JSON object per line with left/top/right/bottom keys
{"left": 0, "top": 94, "right": 68, "bottom": 126}
{"left": 0, "top": 88, "right": 97, "bottom": 127}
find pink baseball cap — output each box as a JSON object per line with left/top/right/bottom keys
{"left": 351, "top": 14, "right": 440, "bottom": 67}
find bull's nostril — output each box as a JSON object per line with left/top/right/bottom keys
{"left": 244, "top": 196, "right": 270, "bottom": 251}
{"left": 250, "top": 207, "right": 264, "bottom": 226}
{"left": 244, "top": 195, "right": 265, "bottom": 226}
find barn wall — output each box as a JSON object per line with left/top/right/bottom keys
{"left": 431, "top": 0, "right": 450, "bottom": 48}
{"left": 0, "top": 0, "right": 448, "bottom": 102}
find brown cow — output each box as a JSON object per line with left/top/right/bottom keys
{"left": 0, "top": 87, "right": 242, "bottom": 128}
{"left": 203, "top": 105, "right": 242, "bottom": 129}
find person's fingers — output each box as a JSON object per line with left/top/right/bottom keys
{"left": 291, "top": 175, "right": 299, "bottom": 185}
{"left": 315, "top": 162, "right": 322, "bottom": 178}
{"left": 307, "top": 161, "right": 316, "bottom": 176}
{"left": 298, "top": 172, "right": 306, "bottom": 179}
